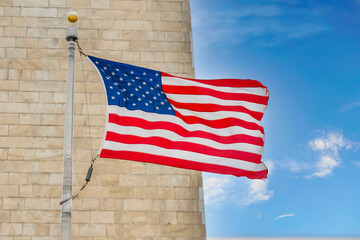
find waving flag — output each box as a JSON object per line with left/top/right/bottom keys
{"left": 88, "top": 55, "right": 269, "bottom": 179}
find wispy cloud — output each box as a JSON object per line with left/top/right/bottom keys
{"left": 280, "top": 158, "right": 311, "bottom": 173}
{"left": 353, "top": 161, "right": 360, "bottom": 168}
{"left": 204, "top": 175, "right": 232, "bottom": 205}
{"left": 274, "top": 213, "right": 296, "bottom": 220}
{"left": 191, "top": 1, "right": 330, "bottom": 48}
{"left": 203, "top": 160, "right": 274, "bottom": 207}
{"left": 307, "top": 131, "right": 360, "bottom": 178}
{"left": 339, "top": 101, "right": 360, "bottom": 112}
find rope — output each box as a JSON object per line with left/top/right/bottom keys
{"left": 60, "top": 155, "right": 99, "bottom": 205}
{"left": 59, "top": 41, "right": 97, "bottom": 206}
{"left": 76, "top": 40, "right": 88, "bottom": 57}
{"left": 77, "top": 40, "right": 95, "bottom": 159}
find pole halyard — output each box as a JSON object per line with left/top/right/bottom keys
{"left": 60, "top": 12, "right": 78, "bottom": 240}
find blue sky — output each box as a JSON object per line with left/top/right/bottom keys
{"left": 190, "top": 0, "right": 360, "bottom": 237}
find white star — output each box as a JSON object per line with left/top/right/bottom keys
{"left": 114, "top": 82, "right": 119, "bottom": 86}
{"left": 132, "top": 103, "right": 136, "bottom": 106}
{"left": 123, "top": 98, "right": 126, "bottom": 101}
{"left": 150, "top": 78, "right": 153, "bottom": 81}
{"left": 149, "top": 100, "right": 153, "bottom": 103}
{"left": 122, "top": 88, "right": 126, "bottom": 91}
{"left": 130, "top": 71, "right": 134, "bottom": 74}
{"left": 145, "top": 103, "right": 149, "bottom": 106}
{"left": 168, "top": 107, "right": 172, "bottom": 110}
{"left": 135, "top": 76, "right": 140, "bottom": 79}
{"left": 142, "top": 94, "right": 145, "bottom": 97}
{"left": 135, "top": 88, "right": 138, "bottom": 91}
{"left": 138, "top": 98, "right": 141, "bottom": 101}
{"left": 164, "top": 99, "right": 168, "bottom": 102}
{"left": 157, "top": 93, "right": 161, "bottom": 96}
{"left": 109, "top": 86, "right": 113, "bottom": 89}
{"left": 117, "top": 92, "right": 120, "bottom": 95}
{"left": 111, "top": 72, "right": 115, "bottom": 75}
{"left": 116, "top": 68, "right": 119, "bottom": 71}
{"left": 138, "top": 86, "right": 142, "bottom": 89}
{"left": 155, "top": 73, "right": 159, "bottom": 76}
{"left": 132, "top": 79, "right": 135, "bottom": 82}
{"left": 120, "top": 78, "right": 123, "bottom": 81}
{"left": 143, "top": 72, "right": 146, "bottom": 75}
{"left": 106, "top": 77, "right": 110, "bottom": 80}
{"left": 145, "top": 91, "right": 149, "bottom": 94}
{"left": 156, "top": 84, "right": 160, "bottom": 88}
{"left": 103, "top": 67, "right": 107, "bottom": 70}
{"left": 111, "top": 96, "right": 115, "bottom": 99}
{"left": 130, "top": 93, "right": 134, "bottom": 97}
{"left": 124, "top": 74, "right": 127, "bottom": 76}
{"left": 143, "top": 82, "right": 146, "bottom": 85}
{"left": 160, "top": 102, "right": 164, "bottom": 105}
{"left": 153, "top": 96, "right": 157, "bottom": 100}
{"left": 95, "top": 61, "right": 99, "bottom": 64}
{"left": 150, "top": 87, "right": 154, "bottom": 90}
{"left": 156, "top": 106, "right": 159, "bottom": 110}
{"left": 127, "top": 83, "right": 131, "bottom": 86}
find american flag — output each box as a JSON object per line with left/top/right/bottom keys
{"left": 88, "top": 55, "right": 269, "bottom": 179}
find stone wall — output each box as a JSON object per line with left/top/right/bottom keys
{"left": 0, "top": 0, "right": 206, "bottom": 239}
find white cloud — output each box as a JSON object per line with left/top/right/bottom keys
{"left": 203, "top": 160, "right": 274, "bottom": 207}
{"left": 307, "top": 131, "right": 359, "bottom": 178}
{"left": 274, "top": 213, "right": 296, "bottom": 220}
{"left": 243, "top": 179, "right": 273, "bottom": 206}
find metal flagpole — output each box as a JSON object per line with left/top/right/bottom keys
{"left": 60, "top": 12, "right": 78, "bottom": 240}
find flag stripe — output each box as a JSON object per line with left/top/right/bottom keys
{"left": 105, "top": 131, "right": 263, "bottom": 163}
{"left": 166, "top": 93, "right": 267, "bottom": 115}
{"left": 108, "top": 106, "right": 265, "bottom": 138}
{"left": 107, "top": 123, "right": 264, "bottom": 154}
{"left": 163, "top": 84, "right": 269, "bottom": 105}
{"left": 168, "top": 99, "right": 264, "bottom": 121}
{"left": 108, "top": 113, "right": 265, "bottom": 146}
{"left": 101, "top": 140, "right": 267, "bottom": 171}
{"left": 162, "top": 76, "right": 268, "bottom": 96}
{"left": 173, "top": 107, "right": 262, "bottom": 127}
{"left": 174, "top": 110, "right": 265, "bottom": 134}
{"left": 100, "top": 149, "right": 268, "bottom": 179}
{"left": 162, "top": 72, "right": 268, "bottom": 89}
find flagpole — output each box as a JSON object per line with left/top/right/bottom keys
{"left": 60, "top": 12, "right": 78, "bottom": 240}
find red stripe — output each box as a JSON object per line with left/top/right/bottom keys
{"left": 162, "top": 72, "right": 268, "bottom": 89}
{"left": 108, "top": 114, "right": 264, "bottom": 146}
{"left": 162, "top": 85, "right": 269, "bottom": 105}
{"left": 105, "top": 131, "right": 263, "bottom": 163}
{"left": 174, "top": 110, "right": 265, "bottom": 134}
{"left": 100, "top": 149, "right": 268, "bottom": 179}
{"left": 168, "top": 99, "right": 264, "bottom": 121}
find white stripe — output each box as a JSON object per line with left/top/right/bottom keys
{"left": 107, "top": 123, "right": 264, "bottom": 155}
{"left": 166, "top": 93, "right": 267, "bottom": 114}
{"left": 102, "top": 140, "right": 267, "bottom": 172}
{"left": 162, "top": 76, "right": 268, "bottom": 96}
{"left": 108, "top": 105, "right": 265, "bottom": 139}
{"left": 173, "top": 107, "right": 262, "bottom": 126}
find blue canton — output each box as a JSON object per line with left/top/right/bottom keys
{"left": 89, "top": 55, "right": 175, "bottom": 115}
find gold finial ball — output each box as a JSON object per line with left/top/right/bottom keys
{"left": 67, "top": 11, "right": 79, "bottom": 24}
